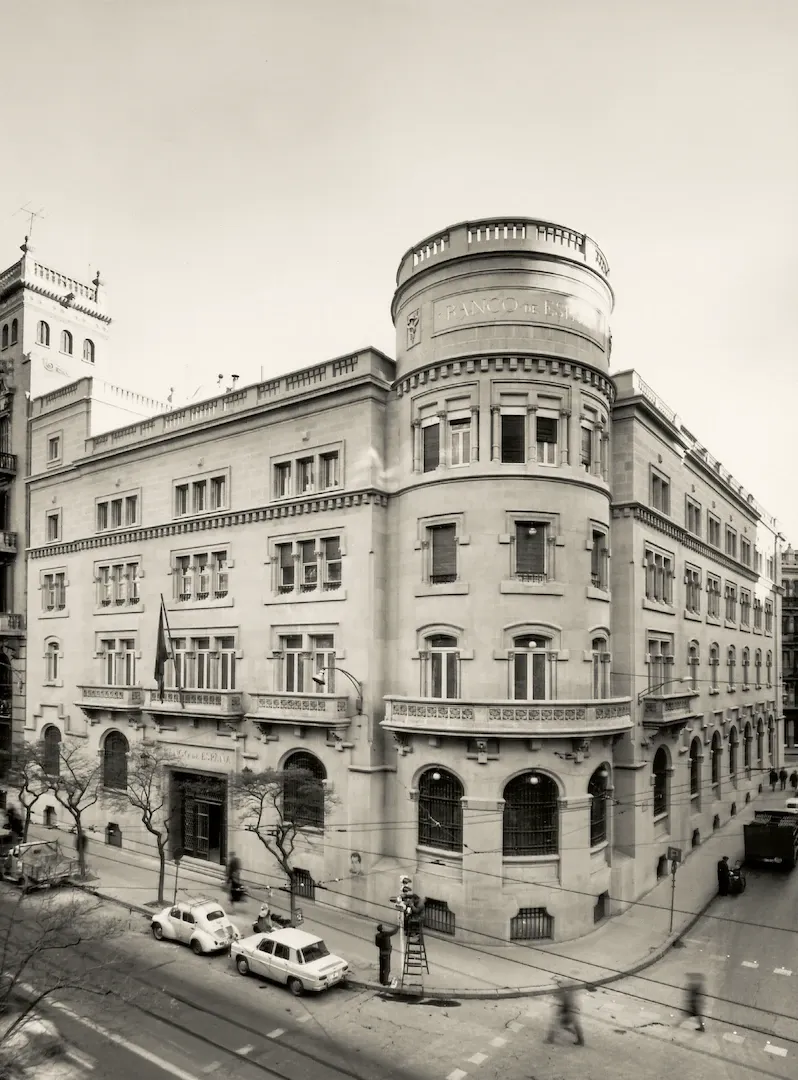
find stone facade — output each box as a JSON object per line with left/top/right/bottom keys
{"left": 16, "top": 218, "right": 784, "bottom": 944}
{"left": 782, "top": 547, "right": 798, "bottom": 749}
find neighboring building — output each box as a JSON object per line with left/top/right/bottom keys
{"left": 782, "top": 547, "right": 798, "bottom": 751}
{"left": 0, "top": 239, "right": 172, "bottom": 778}
{"left": 22, "top": 218, "right": 784, "bottom": 944}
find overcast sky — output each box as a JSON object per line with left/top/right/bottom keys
{"left": 2, "top": 1, "right": 796, "bottom": 541}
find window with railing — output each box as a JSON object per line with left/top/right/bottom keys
{"left": 725, "top": 583, "right": 737, "bottom": 623}
{"left": 427, "top": 523, "right": 458, "bottom": 584}
{"left": 503, "top": 772, "right": 559, "bottom": 856}
{"left": 645, "top": 548, "right": 673, "bottom": 604}
{"left": 42, "top": 571, "right": 66, "bottom": 612}
{"left": 685, "top": 565, "right": 701, "bottom": 614}
{"left": 588, "top": 768, "right": 608, "bottom": 845}
{"left": 740, "top": 590, "right": 751, "bottom": 627}
{"left": 707, "top": 575, "right": 721, "bottom": 619}
{"left": 514, "top": 521, "right": 547, "bottom": 582}
{"left": 172, "top": 549, "right": 229, "bottom": 602}
{"left": 276, "top": 633, "right": 334, "bottom": 694}
{"left": 689, "top": 738, "right": 701, "bottom": 803}
{"left": 417, "top": 768, "right": 463, "bottom": 852}
{"left": 97, "top": 561, "right": 141, "bottom": 608}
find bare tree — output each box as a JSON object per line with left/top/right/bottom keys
{"left": 104, "top": 742, "right": 180, "bottom": 906}
{"left": 231, "top": 767, "right": 336, "bottom": 924}
{"left": 4, "top": 744, "right": 48, "bottom": 842}
{"left": 42, "top": 739, "right": 101, "bottom": 879}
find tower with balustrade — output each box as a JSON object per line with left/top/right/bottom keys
{"left": 381, "top": 219, "right": 630, "bottom": 942}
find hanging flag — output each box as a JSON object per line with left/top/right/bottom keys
{"left": 154, "top": 598, "right": 170, "bottom": 702}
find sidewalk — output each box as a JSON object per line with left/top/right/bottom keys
{"left": 32, "top": 791, "right": 779, "bottom": 1000}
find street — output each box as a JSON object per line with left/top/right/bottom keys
{"left": 3, "top": 868, "right": 798, "bottom": 1080}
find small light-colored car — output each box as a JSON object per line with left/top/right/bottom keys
{"left": 151, "top": 897, "right": 241, "bottom": 955}
{"left": 231, "top": 927, "right": 350, "bottom": 995}
{"left": 785, "top": 798, "right": 798, "bottom": 814}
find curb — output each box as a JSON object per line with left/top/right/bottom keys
{"left": 81, "top": 880, "right": 717, "bottom": 1003}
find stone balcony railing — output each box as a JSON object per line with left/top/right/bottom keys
{"left": 0, "top": 453, "right": 17, "bottom": 476}
{"left": 0, "top": 532, "right": 16, "bottom": 555}
{"left": 144, "top": 688, "right": 244, "bottom": 717}
{"left": 642, "top": 690, "right": 701, "bottom": 728}
{"left": 382, "top": 696, "right": 633, "bottom": 738}
{"left": 0, "top": 613, "right": 25, "bottom": 635}
{"left": 76, "top": 685, "right": 145, "bottom": 712}
{"left": 247, "top": 692, "right": 354, "bottom": 728}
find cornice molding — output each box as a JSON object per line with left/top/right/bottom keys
{"left": 612, "top": 501, "right": 760, "bottom": 582}
{"left": 22, "top": 281, "right": 112, "bottom": 325}
{"left": 394, "top": 354, "right": 615, "bottom": 405}
{"left": 29, "top": 488, "right": 389, "bottom": 560}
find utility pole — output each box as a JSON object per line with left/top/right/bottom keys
{"left": 667, "top": 845, "right": 682, "bottom": 935}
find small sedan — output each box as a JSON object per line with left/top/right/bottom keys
{"left": 151, "top": 898, "right": 241, "bottom": 955}
{"left": 231, "top": 927, "right": 350, "bottom": 995}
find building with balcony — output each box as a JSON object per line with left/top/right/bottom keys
{"left": 782, "top": 546, "right": 798, "bottom": 751}
{"left": 21, "top": 218, "right": 784, "bottom": 944}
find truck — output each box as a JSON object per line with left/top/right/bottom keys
{"left": 1, "top": 839, "right": 80, "bottom": 891}
{"left": 743, "top": 809, "right": 798, "bottom": 870}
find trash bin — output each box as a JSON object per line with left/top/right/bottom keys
{"left": 105, "top": 823, "right": 122, "bottom": 848}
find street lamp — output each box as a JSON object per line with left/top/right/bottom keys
{"left": 311, "top": 667, "right": 363, "bottom": 713}
{"left": 637, "top": 676, "right": 689, "bottom": 705}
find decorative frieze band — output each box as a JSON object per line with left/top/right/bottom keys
{"left": 394, "top": 356, "right": 614, "bottom": 404}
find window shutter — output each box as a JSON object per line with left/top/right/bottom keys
{"left": 422, "top": 424, "right": 440, "bottom": 472}
{"left": 430, "top": 524, "right": 457, "bottom": 579}
{"left": 537, "top": 416, "right": 558, "bottom": 444}
{"left": 515, "top": 524, "right": 545, "bottom": 574}
{"left": 500, "top": 414, "right": 525, "bottom": 463}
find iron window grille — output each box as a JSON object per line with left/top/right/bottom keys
{"left": 689, "top": 738, "right": 701, "bottom": 799}
{"left": 510, "top": 907, "right": 553, "bottom": 941}
{"left": 502, "top": 773, "right": 558, "bottom": 856}
{"left": 103, "top": 731, "right": 129, "bottom": 790}
{"left": 417, "top": 768, "right": 463, "bottom": 851}
{"left": 652, "top": 747, "right": 668, "bottom": 817}
{"left": 422, "top": 899, "right": 456, "bottom": 935}
{"left": 588, "top": 770, "right": 608, "bottom": 846}
{"left": 283, "top": 752, "right": 326, "bottom": 830}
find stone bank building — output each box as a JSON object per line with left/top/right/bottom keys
{"left": 16, "top": 219, "right": 784, "bottom": 944}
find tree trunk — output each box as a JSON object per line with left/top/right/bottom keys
{"left": 288, "top": 872, "right": 297, "bottom": 926}
{"left": 156, "top": 841, "right": 166, "bottom": 905}
{"left": 75, "top": 824, "right": 87, "bottom": 879}
{"left": 22, "top": 805, "right": 31, "bottom": 842}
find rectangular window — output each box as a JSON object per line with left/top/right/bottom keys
{"left": 193, "top": 637, "right": 212, "bottom": 689}
{"left": 686, "top": 498, "right": 701, "bottom": 537}
{"left": 645, "top": 548, "right": 673, "bottom": 604}
{"left": 297, "top": 457, "right": 314, "bottom": 494}
{"left": 725, "top": 582, "right": 737, "bottom": 622}
{"left": 42, "top": 572, "right": 66, "bottom": 612}
{"left": 213, "top": 551, "right": 228, "bottom": 598}
{"left": 428, "top": 523, "right": 457, "bottom": 584}
{"left": 580, "top": 426, "right": 592, "bottom": 472}
{"left": 98, "top": 566, "right": 111, "bottom": 607}
{"left": 754, "top": 598, "right": 763, "bottom": 630}
{"left": 175, "top": 555, "right": 192, "bottom": 600}
{"left": 277, "top": 543, "right": 294, "bottom": 593}
{"left": 169, "top": 638, "right": 187, "bottom": 689}
{"left": 172, "top": 549, "right": 229, "bottom": 602}
{"left": 707, "top": 514, "right": 721, "bottom": 548}
{"left": 449, "top": 418, "right": 471, "bottom": 467}
{"left": 514, "top": 521, "right": 547, "bottom": 581}
{"left": 707, "top": 574, "right": 721, "bottom": 618}
{"left": 322, "top": 537, "right": 342, "bottom": 590}
{"left": 725, "top": 527, "right": 737, "bottom": 559}
{"left": 281, "top": 634, "right": 305, "bottom": 692}
{"left": 512, "top": 650, "right": 548, "bottom": 701}
{"left": 422, "top": 422, "right": 440, "bottom": 473}
{"left": 311, "top": 633, "right": 335, "bottom": 692}
{"left": 591, "top": 530, "right": 608, "bottom": 589}
{"left": 428, "top": 644, "right": 459, "bottom": 699}
{"left": 299, "top": 539, "right": 317, "bottom": 592}
{"left": 647, "top": 635, "right": 673, "bottom": 691}
{"left": 110, "top": 499, "right": 123, "bottom": 529}
{"left": 319, "top": 451, "right": 340, "bottom": 490}
{"left": 274, "top": 462, "right": 292, "bottom": 499}
{"left": 765, "top": 600, "right": 774, "bottom": 633}
{"left": 685, "top": 565, "right": 701, "bottom": 614}
{"left": 46, "top": 512, "right": 60, "bottom": 543}
{"left": 210, "top": 476, "right": 226, "bottom": 510}
{"left": 125, "top": 495, "right": 138, "bottom": 525}
{"left": 100, "top": 637, "right": 136, "bottom": 686}
{"left": 96, "top": 502, "right": 108, "bottom": 532}
{"left": 192, "top": 480, "right": 207, "bottom": 513}
{"left": 651, "top": 469, "right": 670, "bottom": 514}
{"left": 47, "top": 435, "right": 61, "bottom": 462}
{"left": 536, "top": 414, "right": 558, "bottom": 466}
{"left": 175, "top": 484, "right": 189, "bottom": 517}
{"left": 740, "top": 538, "right": 751, "bottom": 566}
{"left": 500, "top": 413, "right": 525, "bottom": 464}
{"left": 127, "top": 562, "right": 140, "bottom": 604}
{"left": 767, "top": 555, "right": 775, "bottom": 580}
{"left": 194, "top": 554, "right": 210, "bottom": 599}
{"left": 217, "top": 635, "right": 236, "bottom": 690}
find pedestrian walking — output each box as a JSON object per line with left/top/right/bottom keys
{"left": 717, "top": 855, "right": 730, "bottom": 896}
{"left": 780, "top": 768, "right": 789, "bottom": 791}
{"left": 375, "top": 922, "right": 399, "bottom": 986}
{"left": 684, "top": 973, "right": 706, "bottom": 1031}
{"left": 226, "top": 851, "right": 243, "bottom": 907}
{"left": 770, "top": 768, "right": 779, "bottom": 792}
{"left": 790, "top": 770, "right": 798, "bottom": 793}
{"left": 546, "top": 979, "right": 585, "bottom": 1046}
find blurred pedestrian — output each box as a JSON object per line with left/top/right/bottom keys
{"left": 375, "top": 922, "right": 399, "bottom": 986}
{"left": 5, "top": 806, "right": 22, "bottom": 843}
{"left": 226, "top": 851, "right": 243, "bottom": 907}
{"left": 770, "top": 768, "right": 779, "bottom": 791}
{"left": 405, "top": 893, "right": 425, "bottom": 935}
{"left": 546, "top": 979, "right": 585, "bottom": 1045}
{"left": 684, "top": 973, "right": 705, "bottom": 1032}
{"left": 790, "top": 770, "right": 798, "bottom": 793}
{"left": 717, "top": 855, "right": 730, "bottom": 897}
{"left": 780, "top": 768, "right": 788, "bottom": 791}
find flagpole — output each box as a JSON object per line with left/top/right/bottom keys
{"left": 159, "top": 594, "right": 184, "bottom": 708}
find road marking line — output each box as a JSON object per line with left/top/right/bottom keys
{"left": 65, "top": 1048, "right": 96, "bottom": 1070}
{"left": 507, "top": 1021, "right": 524, "bottom": 1033}
{"left": 201, "top": 1065, "right": 221, "bottom": 1075}
{"left": 297, "top": 1015, "right": 311, "bottom": 1023}
{"left": 724, "top": 1033, "right": 745, "bottom": 1045}
{"left": 266, "top": 1029, "right": 285, "bottom": 1039}
{"left": 490, "top": 1036, "right": 507, "bottom": 1047}
{"left": 447, "top": 1071, "right": 468, "bottom": 1080}
{"left": 683, "top": 938, "right": 708, "bottom": 945}
{"left": 237, "top": 1045, "right": 255, "bottom": 1055}
{"left": 49, "top": 1002, "right": 203, "bottom": 1080}
{"left": 709, "top": 954, "right": 728, "bottom": 961}
{"left": 764, "top": 1043, "right": 788, "bottom": 1057}
{"left": 774, "top": 968, "right": 793, "bottom": 976}
{"left": 741, "top": 960, "right": 759, "bottom": 968}
{"left": 467, "top": 1052, "right": 489, "bottom": 1065}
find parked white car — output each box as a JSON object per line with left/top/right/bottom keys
{"left": 151, "top": 897, "right": 241, "bottom": 955}
{"left": 231, "top": 927, "right": 350, "bottom": 995}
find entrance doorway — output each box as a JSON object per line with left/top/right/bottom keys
{"left": 172, "top": 771, "right": 227, "bottom": 865}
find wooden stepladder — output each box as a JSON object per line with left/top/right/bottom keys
{"left": 401, "top": 926, "right": 429, "bottom": 994}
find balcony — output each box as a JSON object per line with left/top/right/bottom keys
{"left": 0, "top": 453, "right": 16, "bottom": 477}
{"left": 642, "top": 690, "right": 702, "bottom": 730}
{"left": 247, "top": 692, "right": 355, "bottom": 730}
{"left": 0, "top": 613, "right": 24, "bottom": 636}
{"left": 76, "top": 685, "right": 145, "bottom": 714}
{"left": 144, "top": 688, "right": 245, "bottom": 719}
{"left": 0, "top": 532, "right": 16, "bottom": 555}
{"left": 382, "top": 697, "right": 633, "bottom": 738}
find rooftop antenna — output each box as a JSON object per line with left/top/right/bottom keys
{"left": 15, "top": 203, "right": 46, "bottom": 240}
